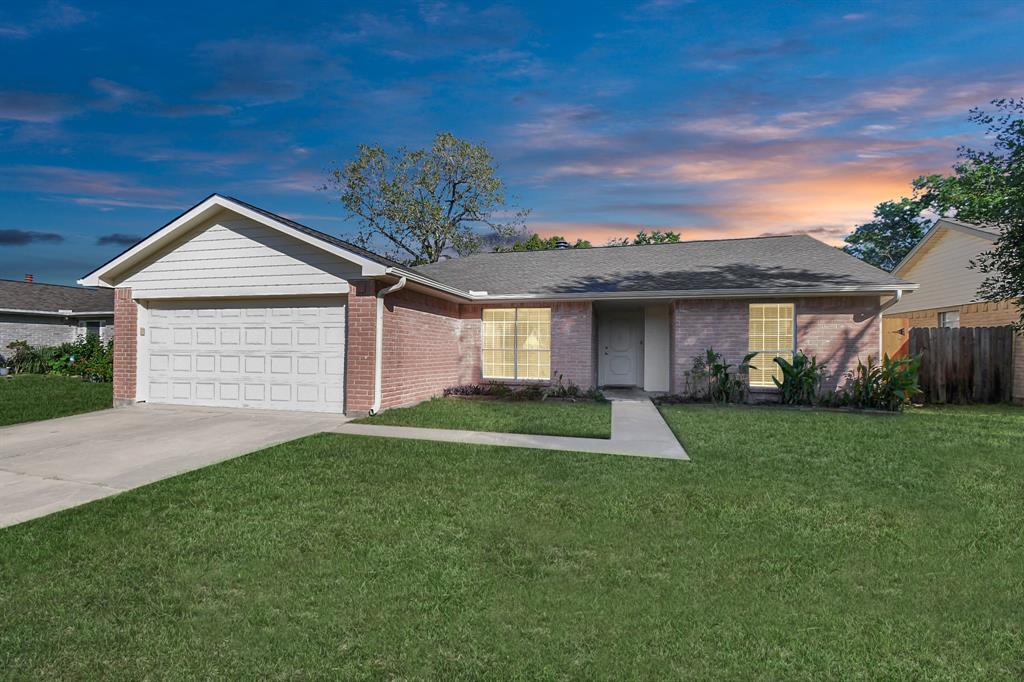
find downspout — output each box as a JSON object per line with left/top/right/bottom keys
{"left": 877, "top": 289, "right": 904, "bottom": 359}
{"left": 369, "top": 276, "right": 407, "bottom": 416}
{"left": 878, "top": 289, "right": 903, "bottom": 313}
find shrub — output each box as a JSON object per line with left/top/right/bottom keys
{"left": 3, "top": 337, "right": 113, "bottom": 382}
{"left": 4, "top": 341, "right": 53, "bottom": 375}
{"left": 442, "top": 375, "right": 605, "bottom": 402}
{"left": 684, "top": 348, "right": 756, "bottom": 404}
{"left": 773, "top": 351, "right": 827, "bottom": 405}
{"left": 846, "top": 354, "right": 922, "bottom": 411}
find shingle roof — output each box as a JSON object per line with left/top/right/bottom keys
{"left": 413, "top": 235, "right": 911, "bottom": 296}
{"left": 0, "top": 279, "right": 113, "bottom": 314}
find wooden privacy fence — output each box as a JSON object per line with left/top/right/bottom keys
{"left": 908, "top": 326, "right": 1016, "bottom": 403}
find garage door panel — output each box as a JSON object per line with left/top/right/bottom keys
{"left": 145, "top": 297, "right": 345, "bottom": 413}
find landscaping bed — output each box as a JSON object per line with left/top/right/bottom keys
{"left": 0, "top": 375, "right": 112, "bottom": 427}
{"left": 355, "top": 396, "right": 612, "bottom": 438}
{"left": 2, "top": 405, "right": 1023, "bottom": 678}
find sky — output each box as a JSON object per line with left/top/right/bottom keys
{"left": 1, "top": 0, "right": 1023, "bottom": 285}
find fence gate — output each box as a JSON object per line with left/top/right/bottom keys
{"left": 908, "top": 326, "right": 1015, "bottom": 403}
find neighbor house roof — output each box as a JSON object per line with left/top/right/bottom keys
{"left": 0, "top": 279, "right": 113, "bottom": 316}
{"left": 414, "top": 234, "right": 913, "bottom": 298}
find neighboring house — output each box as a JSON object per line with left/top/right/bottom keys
{"left": 882, "top": 216, "right": 1023, "bottom": 402}
{"left": 80, "top": 194, "right": 914, "bottom": 415}
{"left": 0, "top": 278, "right": 114, "bottom": 356}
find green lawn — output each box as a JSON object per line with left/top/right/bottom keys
{"left": 355, "top": 396, "right": 612, "bottom": 438}
{"left": 2, "top": 405, "right": 1022, "bottom": 678}
{"left": 0, "top": 374, "right": 112, "bottom": 427}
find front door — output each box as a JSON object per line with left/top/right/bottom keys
{"left": 598, "top": 311, "right": 642, "bottom": 386}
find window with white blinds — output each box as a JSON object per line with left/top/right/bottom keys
{"left": 482, "top": 308, "right": 551, "bottom": 381}
{"left": 748, "top": 303, "right": 795, "bottom": 387}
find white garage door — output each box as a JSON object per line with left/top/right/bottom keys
{"left": 145, "top": 298, "right": 345, "bottom": 413}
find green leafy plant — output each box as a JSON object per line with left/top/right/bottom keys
{"left": 846, "top": 354, "right": 922, "bottom": 411}
{"left": 773, "top": 351, "right": 827, "bottom": 405}
{"left": 4, "top": 341, "right": 53, "bottom": 375}
{"left": 686, "top": 348, "right": 756, "bottom": 403}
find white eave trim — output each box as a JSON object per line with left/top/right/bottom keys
{"left": 0, "top": 308, "right": 114, "bottom": 317}
{"left": 77, "top": 194, "right": 388, "bottom": 287}
{"left": 468, "top": 284, "right": 917, "bottom": 302}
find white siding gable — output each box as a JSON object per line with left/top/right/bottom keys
{"left": 888, "top": 226, "right": 994, "bottom": 314}
{"left": 121, "top": 216, "right": 359, "bottom": 299}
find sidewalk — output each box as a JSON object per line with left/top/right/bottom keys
{"left": 333, "top": 395, "right": 688, "bottom": 460}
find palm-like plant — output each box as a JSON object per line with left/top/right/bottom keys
{"left": 773, "top": 351, "right": 826, "bottom": 405}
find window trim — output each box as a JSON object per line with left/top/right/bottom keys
{"left": 938, "top": 309, "right": 961, "bottom": 329}
{"left": 79, "top": 319, "right": 103, "bottom": 339}
{"left": 480, "top": 307, "right": 552, "bottom": 382}
{"left": 747, "top": 302, "right": 796, "bottom": 389}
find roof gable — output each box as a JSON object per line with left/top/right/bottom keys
{"left": 892, "top": 218, "right": 999, "bottom": 277}
{"left": 79, "top": 194, "right": 392, "bottom": 287}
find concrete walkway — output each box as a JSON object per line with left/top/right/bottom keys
{"left": 334, "top": 395, "right": 688, "bottom": 460}
{"left": 0, "top": 405, "right": 348, "bottom": 529}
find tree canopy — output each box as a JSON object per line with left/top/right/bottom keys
{"left": 914, "top": 98, "right": 1024, "bottom": 326}
{"left": 606, "top": 229, "right": 682, "bottom": 247}
{"left": 842, "top": 198, "right": 930, "bottom": 271}
{"left": 326, "top": 132, "right": 526, "bottom": 265}
{"left": 493, "top": 234, "right": 592, "bottom": 252}
{"left": 495, "top": 229, "right": 682, "bottom": 252}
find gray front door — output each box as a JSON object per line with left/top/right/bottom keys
{"left": 598, "top": 311, "right": 643, "bottom": 386}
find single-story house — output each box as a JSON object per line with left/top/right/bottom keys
{"left": 0, "top": 278, "right": 114, "bottom": 355}
{"left": 882, "top": 216, "right": 1023, "bottom": 401}
{"left": 79, "top": 194, "right": 915, "bottom": 415}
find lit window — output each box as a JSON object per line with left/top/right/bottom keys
{"left": 748, "top": 303, "right": 795, "bottom": 387}
{"left": 482, "top": 308, "right": 550, "bottom": 381}
{"left": 938, "top": 310, "right": 960, "bottom": 328}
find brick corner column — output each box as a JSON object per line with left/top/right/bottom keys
{"left": 113, "top": 287, "right": 137, "bottom": 406}
{"left": 345, "top": 279, "right": 378, "bottom": 415}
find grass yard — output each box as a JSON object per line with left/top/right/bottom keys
{"left": 2, "top": 404, "right": 1022, "bottom": 678}
{"left": 355, "top": 396, "right": 612, "bottom": 438}
{"left": 0, "top": 375, "right": 112, "bottom": 427}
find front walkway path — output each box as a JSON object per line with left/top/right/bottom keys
{"left": 333, "top": 395, "right": 688, "bottom": 460}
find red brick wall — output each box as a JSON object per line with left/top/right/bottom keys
{"left": 459, "top": 304, "right": 483, "bottom": 385}
{"left": 352, "top": 296, "right": 598, "bottom": 412}
{"left": 670, "top": 296, "right": 882, "bottom": 393}
{"left": 551, "top": 301, "right": 595, "bottom": 387}
{"left": 796, "top": 296, "right": 881, "bottom": 390}
{"left": 379, "top": 289, "right": 463, "bottom": 409}
{"left": 344, "top": 280, "right": 378, "bottom": 413}
{"left": 671, "top": 299, "right": 748, "bottom": 393}
{"left": 113, "top": 287, "right": 137, "bottom": 405}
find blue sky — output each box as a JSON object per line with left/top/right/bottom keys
{"left": 2, "top": 0, "right": 1022, "bottom": 284}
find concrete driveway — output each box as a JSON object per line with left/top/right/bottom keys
{"left": 0, "top": 405, "right": 349, "bottom": 529}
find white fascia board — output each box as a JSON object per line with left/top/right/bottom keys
{"left": 78, "top": 195, "right": 387, "bottom": 287}
{"left": 469, "top": 284, "right": 917, "bottom": 302}
{"left": 0, "top": 307, "right": 114, "bottom": 317}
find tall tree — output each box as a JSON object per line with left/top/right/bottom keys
{"left": 606, "top": 229, "right": 682, "bottom": 247}
{"left": 326, "top": 132, "right": 527, "bottom": 265}
{"left": 914, "top": 98, "right": 1024, "bottom": 326}
{"left": 842, "top": 198, "right": 929, "bottom": 271}
{"left": 493, "top": 233, "right": 592, "bottom": 252}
